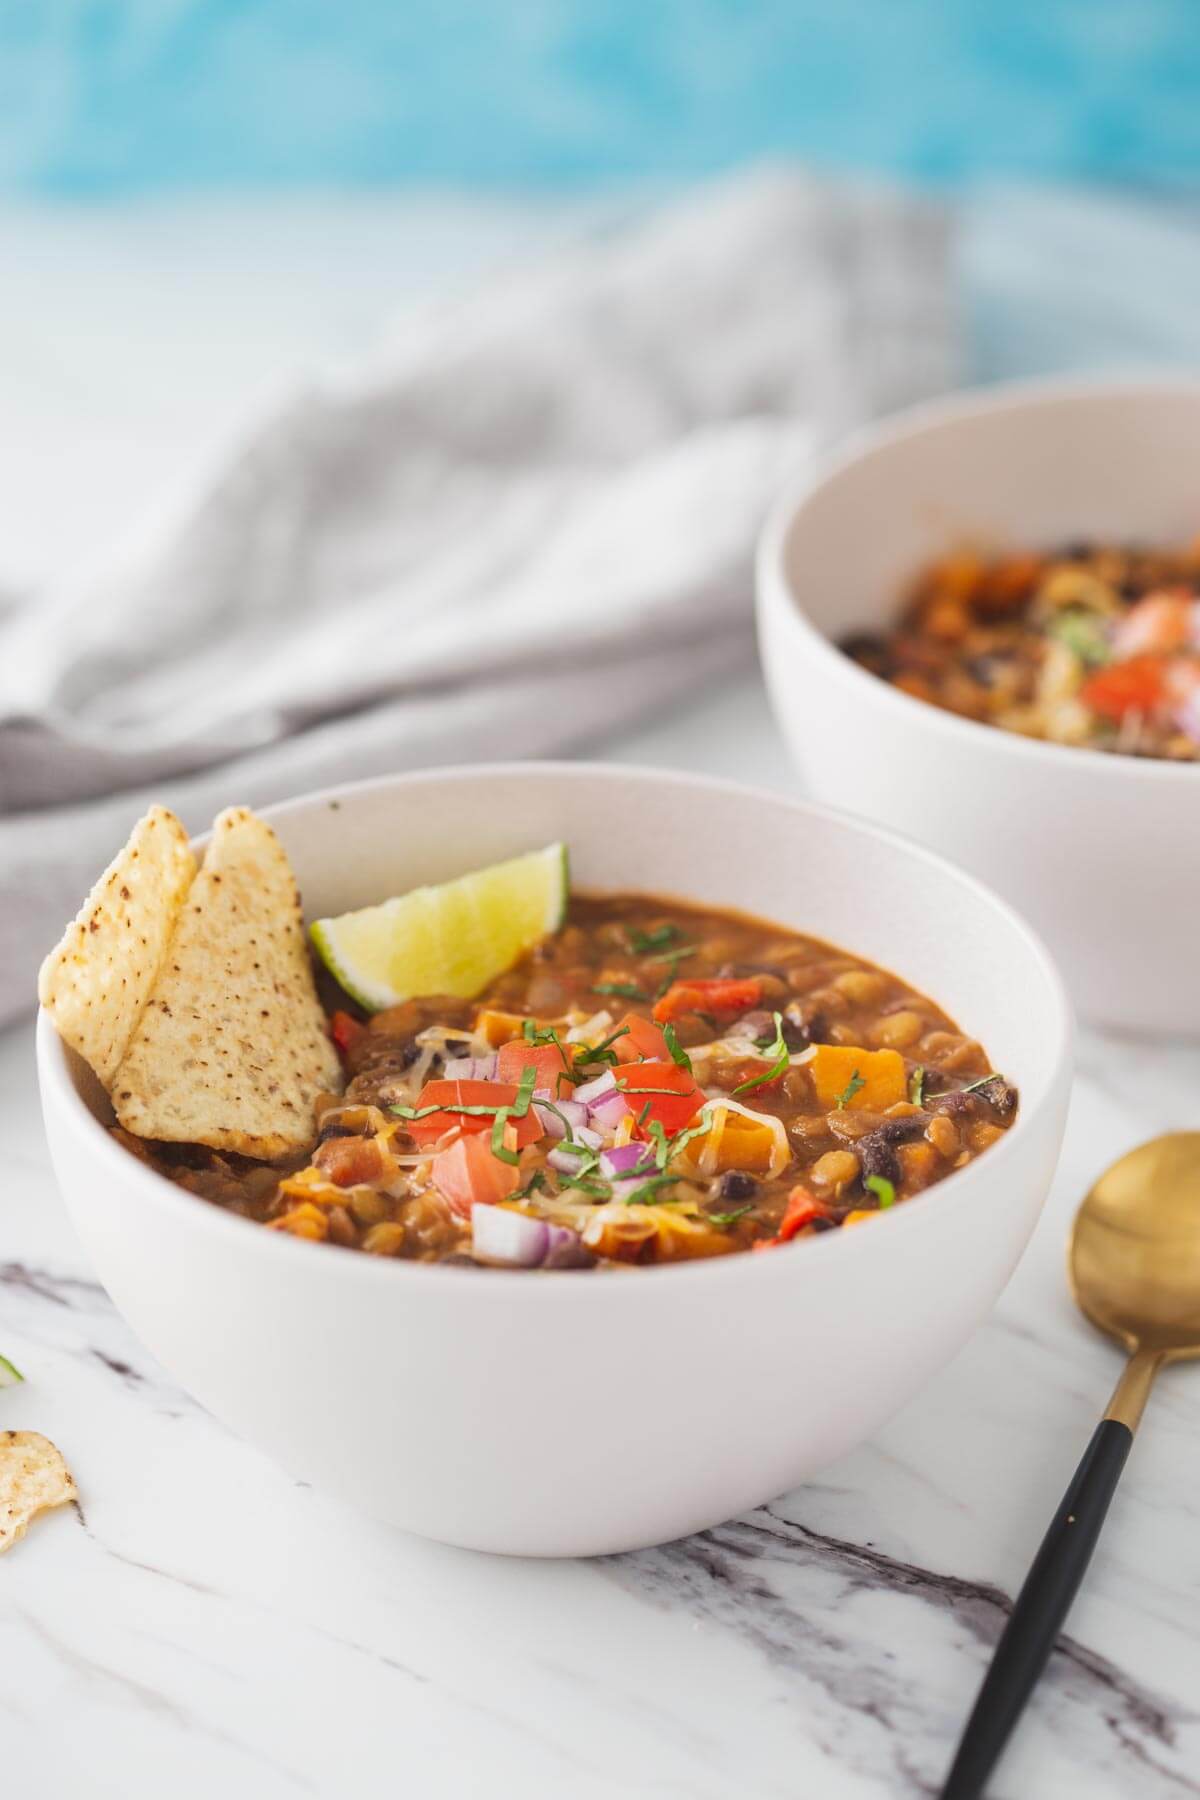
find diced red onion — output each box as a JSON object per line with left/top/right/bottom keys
{"left": 470, "top": 1204, "right": 584, "bottom": 1268}
{"left": 533, "top": 1095, "right": 589, "bottom": 1139}
{"left": 547, "top": 1144, "right": 589, "bottom": 1176}
{"left": 1175, "top": 688, "right": 1200, "bottom": 746}
{"left": 574, "top": 1069, "right": 617, "bottom": 1107}
{"left": 600, "top": 1142, "right": 657, "bottom": 1179}
{"left": 606, "top": 1176, "right": 656, "bottom": 1205}
{"left": 471, "top": 1204, "right": 547, "bottom": 1266}
{"left": 588, "top": 1090, "right": 631, "bottom": 1130}
{"left": 443, "top": 1054, "right": 498, "bottom": 1081}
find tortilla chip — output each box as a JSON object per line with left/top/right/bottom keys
{"left": 111, "top": 807, "right": 341, "bottom": 1157}
{"left": 0, "top": 1430, "right": 77, "bottom": 1553}
{"left": 38, "top": 806, "right": 196, "bottom": 1085}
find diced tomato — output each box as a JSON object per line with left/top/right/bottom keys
{"left": 611, "top": 1012, "right": 669, "bottom": 1064}
{"left": 1080, "top": 654, "right": 1169, "bottom": 721}
{"left": 495, "top": 1038, "right": 573, "bottom": 1096}
{"left": 431, "top": 1134, "right": 520, "bottom": 1218}
{"left": 313, "top": 1135, "right": 384, "bottom": 1187}
{"left": 652, "top": 978, "right": 763, "bottom": 1024}
{"left": 1111, "top": 590, "right": 1196, "bottom": 659}
{"left": 406, "top": 1080, "right": 543, "bottom": 1148}
{"left": 614, "top": 1060, "right": 704, "bottom": 1134}
{"left": 329, "top": 1010, "right": 366, "bottom": 1054}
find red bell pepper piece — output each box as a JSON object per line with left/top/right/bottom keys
{"left": 754, "top": 1187, "right": 824, "bottom": 1251}
{"left": 652, "top": 977, "right": 763, "bottom": 1025}
{"left": 329, "top": 1010, "right": 366, "bottom": 1054}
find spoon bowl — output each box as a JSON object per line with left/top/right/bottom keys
{"left": 1070, "top": 1131, "right": 1200, "bottom": 1357}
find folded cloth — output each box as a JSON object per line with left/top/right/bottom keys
{"left": 1, "top": 167, "right": 957, "bottom": 1024}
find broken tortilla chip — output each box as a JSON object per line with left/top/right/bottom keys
{"left": 0, "top": 1430, "right": 77, "bottom": 1553}
{"left": 38, "top": 806, "right": 196, "bottom": 1086}
{"left": 110, "top": 807, "right": 341, "bottom": 1157}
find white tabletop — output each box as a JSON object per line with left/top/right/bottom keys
{"left": 4, "top": 195, "right": 1200, "bottom": 1800}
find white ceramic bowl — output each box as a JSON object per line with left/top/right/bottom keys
{"left": 757, "top": 377, "right": 1200, "bottom": 1036}
{"left": 38, "top": 763, "right": 1071, "bottom": 1556}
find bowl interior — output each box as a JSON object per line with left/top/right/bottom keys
{"left": 779, "top": 381, "right": 1200, "bottom": 639}
{"left": 55, "top": 764, "right": 1067, "bottom": 1141}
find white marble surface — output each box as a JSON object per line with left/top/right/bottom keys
{"left": 5, "top": 195, "right": 1200, "bottom": 1800}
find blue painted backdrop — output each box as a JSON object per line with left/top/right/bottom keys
{"left": 4, "top": 0, "right": 1200, "bottom": 193}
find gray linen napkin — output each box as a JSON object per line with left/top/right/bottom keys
{"left": 1, "top": 168, "right": 957, "bottom": 1022}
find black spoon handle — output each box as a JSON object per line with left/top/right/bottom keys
{"left": 941, "top": 1418, "right": 1133, "bottom": 1800}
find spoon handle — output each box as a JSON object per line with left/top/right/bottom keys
{"left": 940, "top": 1418, "right": 1132, "bottom": 1799}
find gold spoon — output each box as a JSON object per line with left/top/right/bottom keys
{"left": 943, "top": 1133, "right": 1200, "bottom": 1798}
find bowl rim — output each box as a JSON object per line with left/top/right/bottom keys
{"left": 757, "top": 371, "right": 1200, "bottom": 786}
{"left": 37, "top": 759, "right": 1073, "bottom": 1298}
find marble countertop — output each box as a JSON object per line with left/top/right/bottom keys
{"left": 5, "top": 194, "right": 1200, "bottom": 1800}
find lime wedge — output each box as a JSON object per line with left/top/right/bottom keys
{"left": 0, "top": 1353, "right": 24, "bottom": 1388}
{"left": 311, "top": 844, "right": 569, "bottom": 1012}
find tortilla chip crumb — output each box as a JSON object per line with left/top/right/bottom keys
{"left": 111, "top": 807, "right": 341, "bottom": 1156}
{"left": 0, "top": 1431, "right": 77, "bottom": 1554}
{"left": 38, "top": 806, "right": 196, "bottom": 1086}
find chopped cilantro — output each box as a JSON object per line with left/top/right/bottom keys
{"left": 636, "top": 1100, "right": 652, "bottom": 1128}
{"left": 592, "top": 981, "right": 648, "bottom": 1000}
{"left": 908, "top": 1065, "right": 926, "bottom": 1106}
{"left": 617, "top": 1173, "right": 679, "bottom": 1207}
{"left": 706, "top": 1203, "right": 754, "bottom": 1228}
{"left": 865, "top": 1174, "right": 896, "bottom": 1209}
{"left": 834, "top": 1069, "right": 865, "bottom": 1109}
{"left": 661, "top": 1103, "right": 717, "bottom": 1166}
{"left": 733, "top": 1010, "right": 788, "bottom": 1095}
{"left": 628, "top": 924, "right": 679, "bottom": 954}
{"left": 662, "top": 1022, "right": 692, "bottom": 1072}
{"left": 571, "top": 1024, "right": 631, "bottom": 1073}
{"left": 953, "top": 1072, "right": 1003, "bottom": 1097}
{"left": 489, "top": 1064, "right": 538, "bottom": 1165}
{"left": 647, "top": 1118, "right": 671, "bottom": 1171}
{"left": 515, "top": 1169, "right": 547, "bottom": 1200}
{"left": 1048, "top": 608, "right": 1111, "bottom": 669}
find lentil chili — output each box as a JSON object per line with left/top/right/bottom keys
{"left": 117, "top": 891, "right": 1018, "bottom": 1269}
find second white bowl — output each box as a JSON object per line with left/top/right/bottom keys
{"left": 757, "top": 377, "right": 1200, "bottom": 1036}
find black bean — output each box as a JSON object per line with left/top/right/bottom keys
{"left": 855, "top": 1114, "right": 926, "bottom": 1188}
{"left": 931, "top": 1076, "right": 1018, "bottom": 1122}
{"left": 316, "top": 1120, "right": 359, "bottom": 1144}
{"left": 444, "top": 1037, "right": 472, "bottom": 1059}
{"left": 810, "top": 1215, "right": 838, "bottom": 1233}
{"left": 717, "top": 1171, "right": 757, "bottom": 1202}
{"left": 930, "top": 1090, "right": 980, "bottom": 1121}
{"left": 541, "top": 1240, "right": 597, "bottom": 1270}
{"left": 975, "top": 1075, "right": 1019, "bottom": 1120}
{"left": 857, "top": 1135, "right": 900, "bottom": 1187}
{"left": 782, "top": 1003, "right": 830, "bottom": 1050}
